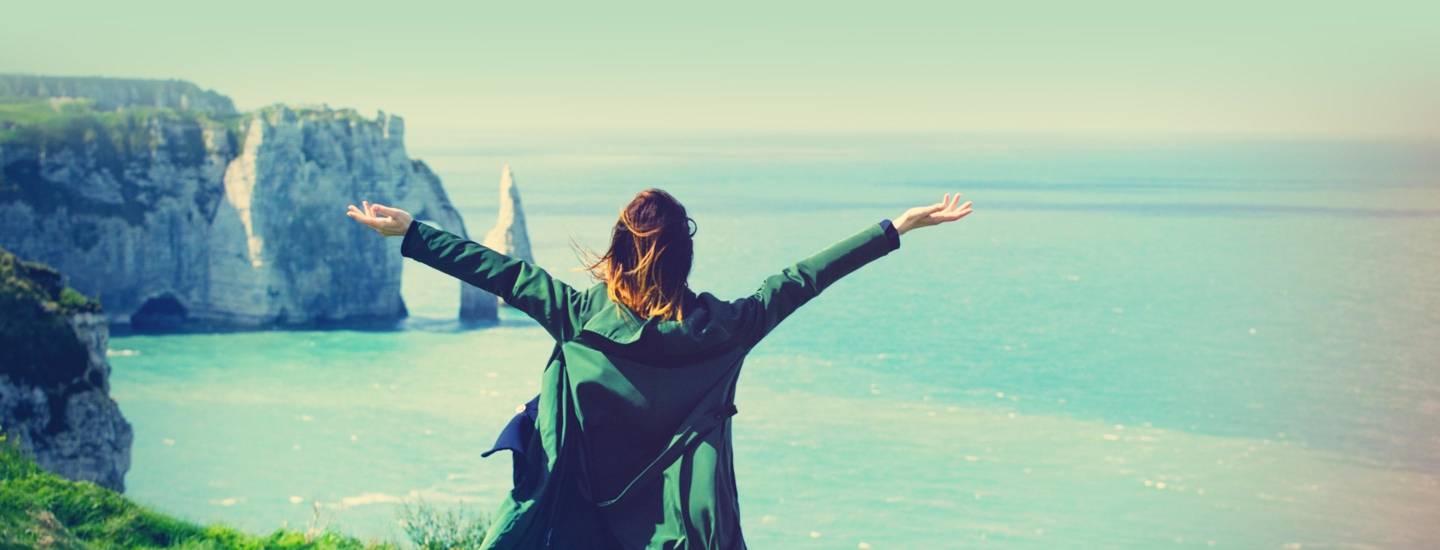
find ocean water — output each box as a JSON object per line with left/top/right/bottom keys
{"left": 109, "top": 135, "right": 1440, "bottom": 548}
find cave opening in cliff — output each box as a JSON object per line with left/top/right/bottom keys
{"left": 130, "top": 294, "right": 188, "bottom": 332}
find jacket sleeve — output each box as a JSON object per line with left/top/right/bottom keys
{"left": 735, "top": 219, "right": 901, "bottom": 347}
{"left": 400, "top": 219, "right": 587, "bottom": 340}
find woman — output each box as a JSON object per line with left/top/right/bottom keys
{"left": 346, "top": 189, "right": 971, "bottom": 549}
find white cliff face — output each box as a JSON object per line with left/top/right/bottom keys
{"left": 0, "top": 105, "right": 237, "bottom": 329}
{"left": 198, "top": 106, "right": 413, "bottom": 325}
{"left": 202, "top": 105, "right": 495, "bottom": 325}
{"left": 481, "top": 165, "right": 536, "bottom": 310}
{"left": 223, "top": 120, "right": 265, "bottom": 269}
{"left": 0, "top": 82, "right": 491, "bottom": 327}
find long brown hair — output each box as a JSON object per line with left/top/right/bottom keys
{"left": 576, "top": 188, "right": 695, "bottom": 322}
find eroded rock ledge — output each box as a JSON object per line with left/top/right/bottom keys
{"left": 0, "top": 247, "right": 132, "bottom": 491}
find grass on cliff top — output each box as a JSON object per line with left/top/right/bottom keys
{"left": 0, "top": 98, "right": 242, "bottom": 227}
{"left": 0, "top": 90, "right": 405, "bottom": 165}
{"left": 0, "top": 434, "right": 397, "bottom": 549}
{"left": 1, "top": 246, "right": 103, "bottom": 392}
{"left": 0, "top": 434, "right": 492, "bottom": 549}
{"left": 0, "top": 97, "right": 249, "bottom": 145}
{"left": 1, "top": 245, "right": 100, "bottom": 315}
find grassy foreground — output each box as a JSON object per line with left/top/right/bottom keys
{"left": 0, "top": 434, "right": 392, "bottom": 549}
{"left": 0, "top": 435, "right": 490, "bottom": 549}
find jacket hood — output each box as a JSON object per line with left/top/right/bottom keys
{"left": 576, "top": 284, "right": 746, "bottom": 358}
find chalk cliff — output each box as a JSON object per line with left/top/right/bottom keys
{"left": 0, "top": 247, "right": 132, "bottom": 491}
{"left": 0, "top": 75, "right": 493, "bottom": 327}
{"left": 481, "top": 164, "right": 535, "bottom": 310}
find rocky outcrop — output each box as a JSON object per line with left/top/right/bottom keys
{"left": 0, "top": 77, "right": 492, "bottom": 328}
{"left": 0, "top": 74, "right": 235, "bottom": 114}
{"left": 199, "top": 105, "right": 491, "bottom": 325}
{"left": 0, "top": 247, "right": 132, "bottom": 492}
{"left": 481, "top": 164, "right": 535, "bottom": 310}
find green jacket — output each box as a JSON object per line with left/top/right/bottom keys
{"left": 400, "top": 217, "right": 901, "bottom": 549}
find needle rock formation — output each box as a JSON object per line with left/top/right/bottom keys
{"left": 480, "top": 164, "right": 536, "bottom": 310}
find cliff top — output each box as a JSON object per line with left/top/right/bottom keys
{"left": 0, "top": 74, "right": 235, "bottom": 114}
{"left": 0, "top": 96, "right": 242, "bottom": 144}
{"left": 0, "top": 97, "right": 243, "bottom": 226}
{"left": 251, "top": 102, "right": 405, "bottom": 137}
{"left": 0, "top": 75, "right": 407, "bottom": 148}
{"left": 0, "top": 246, "right": 100, "bottom": 316}
{"left": 0, "top": 247, "right": 100, "bottom": 394}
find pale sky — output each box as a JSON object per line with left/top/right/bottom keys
{"left": 2, "top": 0, "right": 1436, "bottom": 143}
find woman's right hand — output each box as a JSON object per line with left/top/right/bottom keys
{"left": 894, "top": 192, "right": 972, "bottom": 235}
{"left": 346, "top": 200, "right": 413, "bottom": 237}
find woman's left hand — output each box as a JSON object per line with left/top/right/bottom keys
{"left": 346, "top": 200, "right": 413, "bottom": 237}
{"left": 893, "top": 192, "right": 972, "bottom": 235}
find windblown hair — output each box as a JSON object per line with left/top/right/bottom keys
{"left": 576, "top": 188, "right": 695, "bottom": 323}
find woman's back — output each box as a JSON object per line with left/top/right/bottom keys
{"left": 565, "top": 286, "right": 751, "bottom": 548}
{"left": 346, "top": 190, "right": 971, "bottom": 549}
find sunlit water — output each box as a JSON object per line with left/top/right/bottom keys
{"left": 109, "top": 135, "right": 1440, "bottom": 548}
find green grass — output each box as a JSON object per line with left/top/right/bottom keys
{"left": 1, "top": 247, "right": 100, "bottom": 315}
{"left": 0, "top": 97, "right": 242, "bottom": 227}
{"left": 0, "top": 431, "right": 493, "bottom": 548}
{"left": 0, "top": 250, "right": 494, "bottom": 547}
{"left": 396, "top": 501, "right": 489, "bottom": 550}
{"left": 0, "top": 434, "right": 399, "bottom": 549}
{"left": 0, "top": 96, "right": 250, "bottom": 137}
{"left": 0, "top": 98, "right": 235, "bottom": 145}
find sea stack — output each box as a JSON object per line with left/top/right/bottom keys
{"left": 480, "top": 164, "right": 535, "bottom": 309}
{"left": 0, "top": 247, "right": 133, "bottom": 492}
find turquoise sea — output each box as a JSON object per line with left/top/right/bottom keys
{"left": 109, "top": 134, "right": 1439, "bottom": 548}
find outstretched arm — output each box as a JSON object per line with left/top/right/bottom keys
{"left": 346, "top": 201, "right": 586, "bottom": 340}
{"left": 736, "top": 192, "right": 972, "bottom": 347}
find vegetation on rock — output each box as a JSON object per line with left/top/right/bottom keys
{"left": 0, "top": 434, "right": 398, "bottom": 549}
{"left": 0, "top": 97, "right": 242, "bottom": 227}
{"left": 0, "top": 247, "right": 98, "bottom": 413}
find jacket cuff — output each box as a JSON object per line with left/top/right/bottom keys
{"left": 400, "top": 219, "right": 424, "bottom": 258}
{"left": 879, "top": 219, "right": 900, "bottom": 250}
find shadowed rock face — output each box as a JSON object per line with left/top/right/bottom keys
{"left": 0, "top": 76, "right": 491, "bottom": 328}
{"left": 481, "top": 164, "right": 536, "bottom": 310}
{"left": 0, "top": 247, "right": 132, "bottom": 492}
